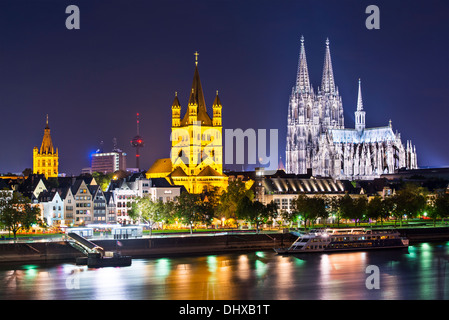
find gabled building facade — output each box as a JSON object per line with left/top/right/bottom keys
{"left": 38, "top": 190, "right": 64, "bottom": 227}
{"left": 89, "top": 185, "right": 108, "bottom": 224}
{"left": 61, "top": 187, "right": 75, "bottom": 226}
{"left": 71, "top": 179, "right": 94, "bottom": 226}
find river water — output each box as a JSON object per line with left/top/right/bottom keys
{"left": 1, "top": 241, "right": 448, "bottom": 300}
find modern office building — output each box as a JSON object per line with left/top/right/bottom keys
{"left": 91, "top": 151, "right": 127, "bottom": 174}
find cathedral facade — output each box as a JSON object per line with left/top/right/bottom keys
{"left": 286, "top": 37, "right": 418, "bottom": 180}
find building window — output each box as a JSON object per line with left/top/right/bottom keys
{"left": 281, "top": 199, "right": 288, "bottom": 209}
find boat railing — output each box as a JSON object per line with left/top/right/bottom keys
{"left": 324, "top": 228, "right": 366, "bottom": 234}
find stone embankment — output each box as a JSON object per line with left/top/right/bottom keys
{"left": 0, "top": 227, "right": 448, "bottom": 264}
{"left": 0, "top": 232, "right": 296, "bottom": 264}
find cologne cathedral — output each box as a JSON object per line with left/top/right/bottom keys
{"left": 285, "top": 37, "right": 418, "bottom": 180}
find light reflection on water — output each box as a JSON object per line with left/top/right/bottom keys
{"left": 1, "top": 242, "right": 449, "bottom": 300}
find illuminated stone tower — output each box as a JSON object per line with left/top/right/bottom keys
{"left": 286, "top": 37, "right": 344, "bottom": 175}
{"left": 33, "top": 115, "right": 59, "bottom": 178}
{"left": 147, "top": 52, "right": 227, "bottom": 193}
{"left": 286, "top": 37, "right": 418, "bottom": 180}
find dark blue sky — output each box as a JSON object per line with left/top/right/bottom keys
{"left": 0, "top": 0, "right": 448, "bottom": 175}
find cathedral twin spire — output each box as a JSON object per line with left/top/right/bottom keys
{"left": 296, "top": 36, "right": 337, "bottom": 96}
{"left": 287, "top": 36, "right": 418, "bottom": 178}
{"left": 321, "top": 38, "right": 336, "bottom": 95}
{"left": 295, "top": 36, "right": 311, "bottom": 94}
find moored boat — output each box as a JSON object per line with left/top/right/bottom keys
{"left": 76, "top": 252, "right": 132, "bottom": 268}
{"left": 274, "top": 228, "right": 409, "bottom": 254}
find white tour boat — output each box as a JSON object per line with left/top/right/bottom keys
{"left": 274, "top": 228, "right": 409, "bottom": 254}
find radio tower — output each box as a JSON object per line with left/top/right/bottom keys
{"left": 131, "top": 113, "right": 144, "bottom": 171}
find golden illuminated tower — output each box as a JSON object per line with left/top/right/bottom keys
{"left": 33, "top": 115, "right": 59, "bottom": 178}
{"left": 147, "top": 52, "right": 227, "bottom": 193}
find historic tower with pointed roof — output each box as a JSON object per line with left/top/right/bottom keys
{"left": 147, "top": 53, "right": 227, "bottom": 193}
{"left": 286, "top": 37, "right": 344, "bottom": 175}
{"left": 286, "top": 37, "right": 418, "bottom": 180}
{"left": 33, "top": 115, "right": 59, "bottom": 178}
{"left": 355, "top": 79, "right": 366, "bottom": 132}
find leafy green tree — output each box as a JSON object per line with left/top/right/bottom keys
{"left": 174, "top": 192, "right": 206, "bottom": 234}
{"left": 326, "top": 196, "right": 343, "bottom": 227}
{"left": 129, "top": 196, "right": 152, "bottom": 223}
{"left": 427, "top": 191, "right": 449, "bottom": 226}
{"left": 391, "top": 184, "right": 427, "bottom": 226}
{"left": 281, "top": 205, "right": 298, "bottom": 228}
{"left": 307, "top": 196, "right": 328, "bottom": 227}
{"left": 367, "top": 195, "right": 383, "bottom": 224}
{"left": 0, "top": 191, "right": 42, "bottom": 238}
{"left": 236, "top": 197, "right": 276, "bottom": 234}
{"left": 218, "top": 180, "right": 253, "bottom": 220}
{"left": 354, "top": 196, "right": 368, "bottom": 225}
{"left": 339, "top": 194, "right": 367, "bottom": 226}
{"left": 339, "top": 193, "right": 355, "bottom": 225}
{"left": 160, "top": 200, "right": 176, "bottom": 226}
{"left": 92, "top": 172, "right": 114, "bottom": 191}
{"left": 291, "top": 194, "right": 328, "bottom": 229}
{"left": 290, "top": 194, "right": 309, "bottom": 229}
{"left": 366, "top": 195, "right": 394, "bottom": 226}
{"left": 200, "top": 187, "right": 222, "bottom": 223}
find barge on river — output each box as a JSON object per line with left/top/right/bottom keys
{"left": 275, "top": 228, "right": 409, "bottom": 254}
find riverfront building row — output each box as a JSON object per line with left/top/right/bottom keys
{"left": 9, "top": 173, "right": 182, "bottom": 228}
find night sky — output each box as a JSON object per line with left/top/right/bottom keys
{"left": 0, "top": 0, "right": 448, "bottom": 175}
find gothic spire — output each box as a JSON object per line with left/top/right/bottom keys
{"left": 172, "top": 91, "right": 181, "bottom": 109}
{"left": 181, "top": 52, "right": 212, "bottom": 126}
{"left": 40, "top": 115, "right": 55, "bottom": 154}
{"left": 295, "top": 35, "right": 310, "bottom": 94}
{"left": 212, "top": 90, "right": 222, "bottom": 107}
{"left": 357, "top": 78, "right": 363, "bottom": 111}
{"left": 321, "top": 38, "right": 336, "bottom": 94}
{"left": 355, "top": 79, "right": 366, "bottom": 132}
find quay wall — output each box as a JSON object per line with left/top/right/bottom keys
{"left": 397, "top": 226, "right": 449, "bottom": 242}
{"left": 0, "top": 233, "right": 296, "bottom": 264}
{"left": 1, "top": 227, "right": 449, "bottom": 264}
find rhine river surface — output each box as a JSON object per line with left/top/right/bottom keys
{"left": 0, "top": 241, "right": 449, "bottom": 300}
